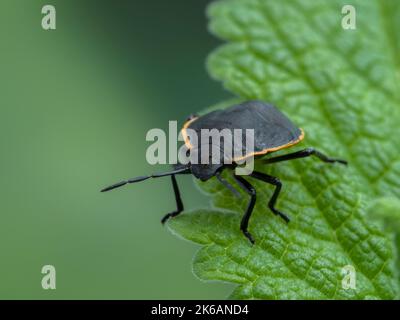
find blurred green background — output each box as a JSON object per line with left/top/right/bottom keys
{"left": 0, "top": 0, "right": 233, "bottom": 299}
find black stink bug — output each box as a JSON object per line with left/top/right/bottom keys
{"left": 101, "top": 100, "right": 347, "bottom": 244}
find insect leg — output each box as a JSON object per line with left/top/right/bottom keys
{"left": 263, "top": 148, "right": 347, "bottom": 165}
{"left": 249, "top": 171, "right": 290, "bottom": 223}
{"left": 161, "top": 174, "right": 184, "bottom": 224}
{"left": 215, "top": 171, "right": 241, "bottom": 198}
{"left": 233, "top": 175, "right": 257, "bottom": 244}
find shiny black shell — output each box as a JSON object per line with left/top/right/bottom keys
{"left": 182, "top": 100, "right": 303, "bottom": 180}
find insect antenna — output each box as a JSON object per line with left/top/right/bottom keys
{"left": 100, "top": 167, "right": 190, "bottom": 192}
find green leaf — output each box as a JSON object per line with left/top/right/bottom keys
{"left": 168, "top": 0, "right": 400, "bottom": 299}
{"left": 367, "top": 197, "right": 400, "bottom": 281}
{"left": 368, "top": 198, "right": 400, "bottom": 232}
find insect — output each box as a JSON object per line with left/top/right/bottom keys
{"left": 101, "top": 100, "right": 347, "bottom": 244}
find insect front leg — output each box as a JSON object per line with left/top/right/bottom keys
{"left": 161, "top": 174, "right": 184, "bottom": 224}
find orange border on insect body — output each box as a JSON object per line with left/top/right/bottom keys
{"left": 180, "top": 117, "right": 305, "bottom": 162}
{"left": 181, "top": 117, "right": 199, "bottom": 149}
